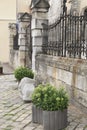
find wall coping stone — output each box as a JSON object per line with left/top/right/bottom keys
{"left": 36, "top": 54, "right": 87, "bottom": 76}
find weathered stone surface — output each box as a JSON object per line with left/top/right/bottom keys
{"left": 18, "top": 13, "right": 32, "bottom": 68}
{"left": 18, "top": 77, "right": 35, "bottom": 101}
{"left": 31, "top": 0, "right": 49, "bottom": 72}
{"left": 30, "top": 0, "right": 50, "bottom": 9}
{"left": 9, "top": 23, "right": 19, "bottom": 69}
{"left": 9, "top": 50, "right": 19, "bottom": 69}
{"left": 35, "top": 54, "right": 87, "bottom": 110}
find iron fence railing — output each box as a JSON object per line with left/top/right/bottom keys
{"left": 42, "top": 15, "right": 87, "bottom": 59}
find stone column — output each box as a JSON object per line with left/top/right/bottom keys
{"left": 18, "top": 13, "right": 31, "bottom": 67}
{"left": 30, "top": 0, "right": 50, "bottom": 72}
{"left": 9, "top": 23, "right": 16, "bottom": 49}
{"left": 8, "top": 23, "right": 17, "bottom": 66}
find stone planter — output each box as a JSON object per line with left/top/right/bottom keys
{"left": 18, "top": 77, "right": 35, "bottom": 101}
{"left": 32, "top": 105, "right": 43, "bottom": 124}
{"left": 43, "top": 109, "right": 67, "bottom": 130}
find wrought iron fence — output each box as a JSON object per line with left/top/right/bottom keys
{"left": 42, "top": 15, "right": 87, "bottom": 59}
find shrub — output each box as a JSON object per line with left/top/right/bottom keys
{"left": 14, "top": 66, "right": 34, "bottom": 81}
{"left": 32, "top": 84, "right": 69, "bottom": 111}
{"left": 32, "top": 84, "right": 44, "bottom": 108}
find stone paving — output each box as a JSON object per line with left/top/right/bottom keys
{"left": 0, "top": 74, "right": 87, "bottom": 130}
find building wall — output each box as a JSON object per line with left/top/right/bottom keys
{"left": 17, "top": 0, "right": 31, "bottom": 13}
{"left": 80, "top": 0, "right": 87, "bottom": 14}
{"left": 36, "top": 54, "right": 87, "bottom": 112}
{"left": 0, "top": 0, "right": 16, "bottom": 62}
{"left": 0, "top": 21, "right": 15, "bottom": 62}
{"left": 0, "top": 0, "right": 31, "bottom": 63}
{"left": 67, "top": 0, "right": 87, "bottom": 15}
{"left": 0, "top": 0, "right": 16, "bottom": 19}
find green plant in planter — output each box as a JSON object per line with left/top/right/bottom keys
{"left": 32, "top": 84, "right": 56, "bottom": 124}
{"left": 14, "top": 66, "right": 34, "bottom": 81}
{"left": 42, "top": 86, "right": 69, "bottom": 111}
{"left": 32, "top": 84, "right": 69, "bottom": 130}
{"left": 32, "top": 84, "right": 44, "bottom": 108}
{"left": 32, "top": 84, "right": 69, "bottom": 111}
{"left": 41, "top": 84, "right": 58, "bottom": 111}
{"left": 42, "top": 85, "right": 69, "bottom": 130}
{"left": 32, "top": 84, "right": 44, "bottom": 124}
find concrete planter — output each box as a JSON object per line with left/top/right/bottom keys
{"left": 32, "top": 105, "right": 43, "bottom": 124}
{"left": 18, "top": 77, "right": 35, "bottom": 101}
{"left": 43, "top": 109, "right": 67, "bottom": 130}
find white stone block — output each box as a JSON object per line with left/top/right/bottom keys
{"left": 18, "top": 77, "right": 35, "bottom": 101}
{"left": 47, "top": 66, "right": 53, "bottom": 77}
{"left": 56, "top": 69, "right": 72, "bottom": 86}
{"left": 32, "top": 36, "right": 43, "bottom": 46}
{"left": 32, "top": 30, "right": 42, "bottom": 37}
{"left": 75, "top": 89, "right": 87, "bottom": 107}
{"left": 31, "top": 19, "right": 48, "bottom": 29}
{"left": 76, "top": 75, "right": 87, "bottom": 92}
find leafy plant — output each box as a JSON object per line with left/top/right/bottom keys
{"left": 14, "top": 66, "right": 34, "bottom": 81}
{"left": 32, "top": 84, "right": 69, "bottom": 111}
{"left": 32, "top": 84, "right": 44, "bottom": 108}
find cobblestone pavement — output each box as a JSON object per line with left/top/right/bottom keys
{"left": 0, "top": 75, "right": 87, "bottom": 130}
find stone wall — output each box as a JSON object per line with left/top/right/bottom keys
{"left": 9, "top": 50, "right": 19, "bottom": 69}
{"left": 9, "top": 23, "right": 19, "bottom": 69}
{"left": 35, "top": 54, "right": 87, "bottom": 111}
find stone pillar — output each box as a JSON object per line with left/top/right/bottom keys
{"left": 18, "top": 13, "right": 31, "bottom": 67}
{"left": 8, "top": 23, "right": 17, "bottom": 66}
{"left": 30, "top": 0, "right": 50, "bottom": 72}
{"left": 9, "top": 23, "right": 17, "bottom": 50}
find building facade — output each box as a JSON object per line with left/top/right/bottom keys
{"left": 0, "top": 0, "right": 31, "bottom": 63}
